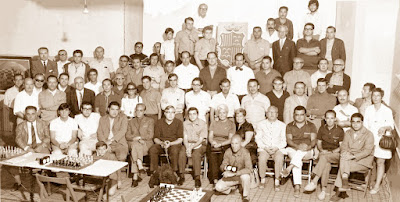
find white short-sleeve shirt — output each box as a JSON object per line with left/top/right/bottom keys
{"left": 50, "top": 117, "right": 78, "bottom": 143}
{"left": 74, "top": 113, "right": 101, "bottom": 140}
{"left": 89, "top": 58, "right": 114, "bottom": 83}
{"left": 174, "top": 63, "right": 199, "bottom": 90}
{"left": 161, "top": 39, "right": 175, "bottom": 61}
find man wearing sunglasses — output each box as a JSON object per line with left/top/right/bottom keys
{"left": 33, "top": 73, "right": 45, "bottom": 95}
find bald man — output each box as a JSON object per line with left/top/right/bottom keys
{"left": 89, "top": 46, "right": 115, "bottom": 82}
{"left": 215, "top": 135, "right": 252, "bottom": 202}
{"left": 66, "top": 77, "right": 95, "bottom": 117}
{"left": 14, "top": 78, "right": 39, "bottom": 124}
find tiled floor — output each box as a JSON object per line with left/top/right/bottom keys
{"left": 0, "top": 167, "right": 391, "bottom": 202}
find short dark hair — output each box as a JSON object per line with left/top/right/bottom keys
{"left": 318, "top": 58, "right": 328, "bottom": 64}
{"left": 184, "top": 17, "right": 194, "bottom": 23}
{"left": 317, "top": 78, "right": 327, "bottom": 84}
{"left": 267, "top": 18, "right": 275, "bottom": 23}
{"left": 235, "top": 108, "right": 247, "bottom": 116}
{"left": 47, "top": 75, "right": 58, "bottom": 82}
{"left": 102, "top": 78, "right": 113, "bottom": 86}
{"left": 272, "top": 76, "right": 284, "bottom": 84}
{"left": 325, "top": 110, "right": 336, "bottom": 117}
{"left": 14, "top": 73, "right": 24, "bottom": 80}
{"left": 165, "top": 27, "right": 174, "bottom": 34}
{"left": 308, "top": 0, "right": 319, "bottom": 9}
{"left": 135, "top": 42, "right": 143, "bottom": 47}
{"left": 168, "top": 73, "right": 178, "bottom": 80}
{"left": 279, "top": 6, "right": 288, "bottom": 12}
{"left": 262, "top": 56, "right": 272, "bottom": 63}
{"left": 58, "top": 103, "right": 70, "bottom": 111}
{"left": 38, "top": 47, "right": 48, "bottom": 53}
{"left": 253, "top": 26, "right": 262, "bottom": 32}
{"left": 108, "top": 101, "right": 120, "bottom": 109}
{"left": 202, "top": 26, "right": 213, "bottom": 34}
{"left": 131, "top": 55, "right": 141, "bottom": 61}
{"left": 187, "top": 107, "right": 199, "bottom": 114}
{"left": 351, "top": 113, "right": 364, "bottom": 122}
{"left": 25, "top": 106, "right": 37, "bottom": 112}
{"left": 58, "top": 49, "right": 67, "bottom": 54}
{"left": 304, "top": 23, "right": 315, "bottom": 30}
{"left": 248, "top": 79, "right": 259, "bottom": 86}
{"left": 59, "top": 72, "right": 69, "bottom": 79}
{"left": 73, "top": 49, "right": 83, "bottom": 56}
{"left": 219, "top": 78, "right": 231, "bottom": 85}
{"left": 235, "top": 53, "right": 244, "bottom": 60}
{"left": 327, "top": 26, "right": 336, "bottom": 32}
{"left": 192, "top": 77, "right": 203, "bottom": 85}
{"left": 120, "top": 55, "right": 130, "bottom": 61}
{"left": 294, "top": 81, "right": 306, "bottom": 88}
{"left": 165, "top": 60, "right": 175, "bottom": 67}
{"left": 364, "top": 83, "right": 376, "bottom": 91}
{"left": 149, "top": 53, "right": 159, "bottom": 62}
{"left": 87, "top": 68, "right": 98, "bottom": 77}
{"left": 142, "top": 75, "right": 151, "bottom": 82}
{"left": 294, "top": 106, "right": 307, "bottom": 114}
{"left": 81, "top": 101, "right": 93, "bottom": 109}
{"left": 207, "top": 52, "right": 217, "bottom": 58}
{"left": 96, "top": 141, "right": 107, "bottom": 149}
{"left": 371, "top": 87, "right": 384, "bottom": 97}
{"left": 180, "top": 51, "right": 191, "bottom": 58}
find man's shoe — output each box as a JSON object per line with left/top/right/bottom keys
{"left": 294, "top": 187, "right": 300, "bottom": 198}
{"left": 137, "top": 176, "right": 143, "bottom": 182}
{"left": 242, "top": 196, "right": 250, "bottom": 202}
{"left": 318, "top": 191, "right": 326, "bottom": 201}
{"left": 131, "top": 179, "right": 139, "bottom": 187}
{"left": 146, "top": 169, "right": 152, "bottom": 176}
{"left": 281, "top": 169, "right": 290, "bottom": 178}
{"left": 195, "top": 178, "right": 201, "bottom": 188}
{"left": 109, "top": 184, "right": 117, "bottom": 196}
{"left": 12, "top": 183, "right": 21, "bottom": 191}
{"left": 329, "top": 194, "right": 342, "bottom": 202}
{"left": 304, "top": 182, "right": 317, "bottom": 192}
{"left": 177, "top": 174, "right": 185, "bottom": 186}
{"left": 370, "top": 188, "right": 380, "bottom": 195}
{"left": 274, "top": 184, "right": 281, "bottom": 191}
{"left": 139, "top": 169, "right": 147, "bottom": 175}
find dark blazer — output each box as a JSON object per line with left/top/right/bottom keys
{"left": 199, "top": 65, "right": 227, "bottom": 93}
{"left": 341, "top": 127, "right": 374, "bottom": 168}
{"left": 97, "top": 113, "right": 128, "bottom": 147}
{"left": 325, "top": 73, "right": 351, "bottom": 94}
{"left": 272, "top": 39, "right": 296, "bottom": 76}
{"left": 67, "top": 88, "right": 96, "bottom": 117}
{"left": 31, "top": 60, "right": 58, "bottom": 78}
{"left": 320, "top": 38, "right": 346, "bottom": 62}
{"left": 64, "top": 62, "right": 91, "bottom": 82}
{"left": 15, "top": 119, "right": 50, "bottom": 150}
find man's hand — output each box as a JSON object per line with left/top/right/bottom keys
{"left": 164, "top": 141, "right": 171, "bottom": 149}
{"left": 186, "top": 147, "right": 192, "bottom": 157}
{"left": 298, "top": 143, "right": 308, "bottom": 151}
{"left": 27, "top": 148, "right": 35, "bottom": 153}
{"left": 222, "top": 171, "right": 235, "bottom": 178}
{"left": 59, "top": 143, "right": 66, "bottom": 150}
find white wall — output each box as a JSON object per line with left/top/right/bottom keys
{"left": 142, "top": 0, "right": 336, "bottom": 55}
{"left": 0, "top": 0, "right": 126, "bottom": 68}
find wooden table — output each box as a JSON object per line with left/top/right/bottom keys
{"left": 0, "top": 152, "right": 127, "bottom": 202}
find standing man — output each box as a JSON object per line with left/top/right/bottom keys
{"left": 281, "top": 106, "right": 317, "bottom": 198}
{"left": 94, "top": 79, "right": 122, "bottom": 117}
{"left": 272, "top": 25, "right": 296, "bottom": 76}
{"left": 75, "top": 101, "right": 101, "bottom": 156}
{"left": 39, "top": 75, "right": 66, "bottom": 123}
{"left": 266, "top": 77, "right": 290, "bottom": 122}
{"left": 89, "top": 46, "right": 115, "bottom": 83}
{"left": 283, "top": 57, "right": 312, "bottom": 96}
{"left": 65, "top": 50, "right": 90, "bottom": 85}
{"left": 97, "top": 101, "right": 129, "bottom": 188}
{"left": 320, "top": 26, "right": 346, "bottom": 71}
{"left": 4, "top": 74, "right": 23, "bottom": 109}
{"left": 56, "top": 49, "right": 69, "bottom": 76}
{"left": 283, "top": 82, "right": 309, "bottom": 124}
{"left": 194, "top": 26, "right": 217, "bottom": 70}
{"left": 140, "top": 76, "right": 162, "bottom": 122}
{"left": 274, "top": 6, "right": 294, "bottom": 40}
{"left": 14, "top": 78, "right": 39, "bottom": 124}
{"left": 241, "top": 79, "right": 270, "bottom": 125}
{"left": 175, "top": 17, "right": 199, "bottom": 65}
{"left": 173, "top": 51, "right": 199, "bottom": 92}
{"left": 296, "top": 23, "right": 321, "bottom": 73}
{"left": 300, "top": 0, "right": 322, "bottom": 40}
{"left": 244, "top": 26, "right": 270, "bottom": 72}
{"left": 161, "top": 73, "right": 185, "bottom": 121}
{"left": 227, "top": 53, "right": 255, "bottom": 101}
{"left": 199, "top": 52, "right": 227, "bottom": 97}
{"left": 67, "top": 77, "right": 96, "bottom": 117}
{"left": 210, "top": 78, "right": 240, "bottom": 123}
{"left": 178, "top": 107, "right": 207, "bottom": 187}
{"left": 31, "top": 47, "right": 58, "bottom": 78}
{"left": 149, "top": 106, "right": 184, "bottom": 182}
{"left": 84, "top": 69, "right": 103, "bottom": 95}
{"left": 255, "top": 56, "right": 281, "bottom": 94}
{"left": 255, "top": 106, "right": 287, "bottom": 190}
{"left": 185, "top": 78, "right": 211, "bottom": 122}
{"left": 262, "top": 18, "right": 279, "bottom": 45}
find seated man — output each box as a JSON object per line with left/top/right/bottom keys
{"left": 281, "top": 106, "right": 317, "bottom": 198}
{"left": 178, "top": 107, "right": 207, "bottom": 187}
{"left": 325, "top": 59, "right": 351, "bottom": 95}
{"left": 330, "top": 113, "right": 374, "bottom": 201}
{"left": 14, "top": 78, "right": 39, "bottom": 124}
{"left": 161, "top": 73, "right": 185, "bottom": 121}
{"left": 304, "top": 110, "right": 344, "bottom": 200}
{"left": 149, "top": 106, "right": 183, "bottom": 183}
{"left": 215, "top": 135, "right": 252, "bottom": 202}
{"left": 126, "top": 104, "right": 155, "bottom": 187}
{"left": 39, "top": 75, "right": 66, "bottom": 123}
{"left": 255, "top": 106, "right": 286, "bottom": 190}
{"left": 185, "top": 78, "right": 211, "bottom": 122}
{"left": 74, "top": 101, "right": 101, "bottom": 155}
{"left": 283, "top": 82, "right": 309, "bottom": 124}
{"left": 94, "top": 141, "right": 119, "bottom": 196}
{"left": 95, "top": 79, "right": 123, "bottom": 116}
{"left": 50, "top": 103, "right": 78, "bottom": 156}
{"left": 97, "top": 101, "right": 129, "bottom": 188}
{"left": 333, "top": 89, "right": 359, "bottom": 132}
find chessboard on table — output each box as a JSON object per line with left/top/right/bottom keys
{"left": 140, "top": 185, "right": 214, "bottom": 202}
{"left": 0, "top": 146, "right": 26, "bottom": 161}
{"left": 46, "top": 155, "right": 97, "bottom": 170}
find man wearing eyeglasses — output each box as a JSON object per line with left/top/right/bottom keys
{"left": 38, "top": 75, "right": 66, "bottom": 123}
{"left": 33, "top": 73, "right": 45, "bottom": 95}
{"left": 31, "top": 47, "right": 58, "bottom": 79}
{"left": 296, "top": 23, "right": 321, "bottom": 74}
{"left": 115, "top": 55, "right": 131, "bottom": 86}
{"left": 325, "top": 59, "right": 351, "bottom": 95}
{"left": 75, "top": 101, "right": 101, "bottom": 156}
{"left": 56, "top": 50, "right": 69, "bottom": 76}
{"left": 161, "top": 73, "right": 185, "bottom": 121}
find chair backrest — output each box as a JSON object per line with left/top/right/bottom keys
{"left": 35, "top": 174, "right": 79, "bottom": 202}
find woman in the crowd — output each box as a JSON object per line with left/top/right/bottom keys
{"left": 120, "top": 82, "right": 143, "bottom": 119}
{"left": 364, "top": 88, "right": 394, "bottom": 194}
{"left": 207, "top": 104, "right": 236, "bottom": 185}
{"left": 235, "top": 108, "right": 257, "bottom": 164}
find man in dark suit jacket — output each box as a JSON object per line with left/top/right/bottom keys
{"left": 272, "top": 25, "right": 296, "bottom": 76}
{"left": 199, "top": 52, "right": 227, "bottom": 95}
{"left": 67, "top": 76, "right": 95, "bottom": 117}
{"left": 319, "top": 26, "right": 346, "bottom": 69}
{"left": 31, "top": 47, "right": 58, "bottom": 78}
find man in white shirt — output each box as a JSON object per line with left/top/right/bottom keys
{"left": 255, "top": 106, "right": 286, "bottom": 189}
{"left": 310, "top": 58, "right": 331, "bottom": 90}
{"left": 14, "top": 78, "right": 39, "bottom": 124}
{"left": 161, "top": 73, "right": 185, "bottom": 121}
{"left": 210, "top": 78, "right": 240, "bottom": 122}
{"left": 161, "top": 28, "right": 175, "bottom": 65}
{"left": 185, "top": 78, "right": 211, "bottom": 122}
{"left": 333, "top": 89, "right": 359, "bottom": 131}
{"left": 4, "top": 74, "right": 23, "bottom": 108}
{"left": 262, "top": 18, "right": 279, "bottom": 45}
{"left": 84, "top": 69, "right": 103, "bottom": 95}
{"left": 300, "top": 0, "right": 322, "bottom": 40}
{"left": 50, "top": 103, "right": 78, "bottom": 156}
{"left": 33, "top": 73, "right": 45, "bottom": 95}
{"left": 89, "top": 46, "right": 115, "bottom": 82}
{"left": 227, "top": 53, "right": 255, "bottom": 101}
{"left": 56, "top": 49, "right": 69, "bottom": 76}
{"left": 241, "top": 79, "right": 270, "bottom": 124}
{"left": 75, "top": 102, "right": 101, "bottom": 155}
{"left": 173, "top": 51, "right": 199, "bottom": 91}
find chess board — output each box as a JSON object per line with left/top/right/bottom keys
{"left": 141, "top": 186, "right": 213, "bottom": 202}
{"left": 46, "top": 156, "right": 97, "bottom": 170}
{"left": 0, "top": 146, "right": 26, "bottom": 161}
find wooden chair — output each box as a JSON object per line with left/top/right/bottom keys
{"left": 185, "top": 155, "right": 208, "bottom": 179}
{"left": 35, "top": 174, "right": 86, "bottom": 202}
{"left": 285, "top": 157, "right": 313, "bottom": 183}
{"left": 263, "top": 156, "right": 287, "bottom": 177}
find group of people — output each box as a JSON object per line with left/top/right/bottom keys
{"left": 2, "top": 1, "right": 394, "bottom": 202}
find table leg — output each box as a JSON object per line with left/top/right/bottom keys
{"left": 106, "top": 177, "right": 110, "bottom": 202}
{"left": 30, "top": 168, "right": 34, "bottom": 202}
{"left": 97, "top": 177, "right": 107, "bottom": 202}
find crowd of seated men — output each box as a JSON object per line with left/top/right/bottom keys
{"left": 2, "top": 1, "right": 394, "bottom": 202}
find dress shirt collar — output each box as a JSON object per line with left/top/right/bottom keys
{"left": 76, "top": 89, "right": 84, "bottom": 94}
{"left": 58, "top": 84, "right": 67, "bottom": 92}
{"left": 48, "top": 89, "right": 57, "bottom": 96}
{"left": 41, "top": 59, "right": 48, "bottom": 64}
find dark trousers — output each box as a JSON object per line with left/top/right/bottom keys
{"left": 149, "top": 144, "right": 182, "bottom": 172}
{"left": 178, "top": 145, "right": 206, "bottom": 176}
{"left": 207, "top": 144, "right": 229, "bottom": 182}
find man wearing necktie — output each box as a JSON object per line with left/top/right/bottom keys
{"left": 272, "top": 25, "right": 296, "bottom": 76}
{"left": 31, "top": 47, "right": 58, "bottom": 79}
